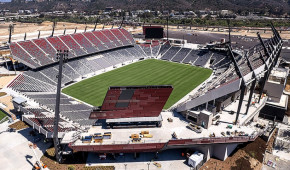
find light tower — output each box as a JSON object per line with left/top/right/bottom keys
{"left": 53, "top": 50, "right": 69, "bottom": 163}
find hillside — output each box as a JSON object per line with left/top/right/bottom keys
{"left": 0, "top": 0, "right": 289, "bottom": 15}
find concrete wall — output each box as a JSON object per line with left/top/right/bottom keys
{"left": 212, "top": 143, "right": 238, "bottom": 161}
{"left": 187, "top": 110, "right": 213, "bottom": 129}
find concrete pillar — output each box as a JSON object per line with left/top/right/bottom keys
{"left": 212, "top": 143, "right": 238, "bottom": 161}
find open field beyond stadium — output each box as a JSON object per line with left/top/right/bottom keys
{"left": 62, "top": 59, "right": 212, "bottom": 109}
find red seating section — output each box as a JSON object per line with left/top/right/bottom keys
{"left": 102, "top": 29, "right": 122, "bottom": 47}
{"left": 119, "top": 28, "right": 135, "bottom": 44}
{"left": 90, "top": 86, "right": 173, "bottom": 119}
{"left": 110, "top": 29, "right": 131, "bottom": 46}
{"left": 82, "top": 32, "right": 107, "bottom": 51}
{"left": 59, "top": 35, "right": 87, "bottom": 56}
{"left": 47, "top": 36, "right": 75, "bottom": 58}
{"left": 10, "top": 28, "right": 135, "bottom": 69}
{"left": 10, "top": 43, "right": 40, "bottom": 68}
{"left": 71, "top": 33, "right": 97, "bottom": 54}
{"left": 92, "top": 31, "right": 115, "bottom": 49}
{"left": 18, "top": 41, "right": 52, "bottom": 65}
{"left": 33, "top": 39, "right": 57, "bottom": 59}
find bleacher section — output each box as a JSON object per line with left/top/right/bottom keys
{"left": 194, "top": 51, "right": 212, "bottom": 67}
{"left": 18, "top": 41, "right": 52, "bottom": 66}
{"left": 161, "top": 46, "right": 181, "bottom": 60}
{"left": 59, "top": 35, "right": 87, "bottom": 56}
{"left": 8, "top": 45, "right": 145, "bottom": 92}
{"left": 33, "top": 39, "right": 58, "bottom": 60}
{"left": 23, "top": 92, "right": 94, "bottom": 126}
{"left": 92, "top": 31, "right": 116, "bottom": 49}
{"left": 110, "top": 29, "right": 131, "bottom": 46}
{"left": 171, "top": 48, "right": 191, "bottom": 62}
{"left": 183, "top": 50, "right": 200, "bottom": 64}
{"left": 70, "top": 33, "right": 97, "bottom": 54}
{"left": 10, "top": 43, "right": 41, "bottom": 68}
{"left": 9, "top": 28, "right": 135, "bottom": 69}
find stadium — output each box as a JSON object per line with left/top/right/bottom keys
{"left": 1, "top": 23, "right": 285, "bottom": 164}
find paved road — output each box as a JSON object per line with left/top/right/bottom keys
{"left": 0, "top": 127, "right": 51, "bottom": 170}
{"left": 167, "top": 30, "right": 260, "bottom": 50}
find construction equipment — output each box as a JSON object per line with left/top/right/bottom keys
{"left": 141, "top": 131, "right": 149, "bottom": 135}
{"left": 209, "top": 133, "right": 215, "bottom": 137}
{"left": 82, "top": 136, "right": 93, "bottom": 143}
{"left": 94, "top": 136, "right": 103, "bottom": 143}
{"left": 221, "top": 132, "right": 226, "bottom": 136}
{"left": 103, "top": 132, "right": 112, "bottom": 139}
{"left": 172, "top": 132, "right": 177, "bottom": 139}
{"left": 143, "top": 134, "right": 153, "bottom": 138}
{"left": 130, "top": 134, "right": 141, "bottom": 142}
{"left": 188, "top": 123, "right": 203, "bottom": 133}
{"left": 226, "top": 125, "right": 233, "bottom": 129}
{"left": 153, "top": 161, "right": 161, "bottom": 168}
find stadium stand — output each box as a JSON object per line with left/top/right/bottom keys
{"left": 33, "top": 38, "right": 58, "bottom": 60}
{"left": 46, "top": 36, "right": 75, "bottom": 58}
{"left": 92, "top": 31, "right": 116, "bottom": 49}
{"left": 141, "top": 45, "right": 152, "bottom": 57}
{"left": 67, "top": 59, "right": 93, "bottom": 76}
{"left": 171, "top": 48, "right": 191, "bottom": 62}
{"left": 119, "top": 28, "right": 135, "bottom": 44}
{"left": 161, "top": 46, "right": 181, "bottom": 61}
{"left": 59, "top": 35, "right": 87, "bottom": 56}
{"left": 24, "top": 70, "right": 56, "bottom": 86}
{"left": 151, "top": 45, "right": 161, "bottom": 57}
{"left": 82, "top": 32, "right": 107, "bottom": 51}
{"left": 102, "top": 29, "right": 123, "bottom": 47}
{"left": 23, "top": 92, "right": 94, "bottom": 126}
{"left": 159, "top": 44, "right": 171, "bottom": 56}
{"left": 10, "top": 28, "right": 135, "bottom": 69}
{"left": 194, "top": 51, "right": 212, "bottom": 67}
{"left": 182, "top": 50, "right": 200, "bottom": 64}
{"left": 71, "top": 33, "right": 98, "bottom": 54}
{"left": 18, "top": 41, "right": 53, "bottom": 66}
{"left": 110, "top": 29, "right": 131, "bottom": 46}
{"left": 10, "top": 43, "right": 41, "bottom": 68}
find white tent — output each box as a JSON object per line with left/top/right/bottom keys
{"left": 188, "top": 151, "right": 204, "bottom": 168}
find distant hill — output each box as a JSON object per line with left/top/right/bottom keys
{"left": 0, "top": 0, "right": 289, "bottom": 15}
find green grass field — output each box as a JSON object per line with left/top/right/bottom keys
{"left": 63, "top": 59, "right": 212, "bottom": 109}
{"left": 0, "top": 110, "right": 7, "bottom": 121}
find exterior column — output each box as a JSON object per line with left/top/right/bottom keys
{"left": 245, "top": 79, "right": 256, "bottom": 115}
{"left": 235, "top": 85, "right": 246, "bottom": 124}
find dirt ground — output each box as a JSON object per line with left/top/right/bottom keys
{"left": 0, "top": 22, "right": 288, "bottom": 42}
{"left": 8, "top": 120, "right": 29, "bottom": 130}
{"left": 0, "top": 75, "right": 16, "bottom": 89}
{"left": 200, "top": 137, "right": 267, "bottom": 170}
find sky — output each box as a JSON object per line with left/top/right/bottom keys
{"left": 0, "top": 0, "right": 11, "bottom": 2}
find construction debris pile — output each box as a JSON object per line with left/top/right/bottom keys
{"left": 275, "top": 128, "right": 290, "bottom": 152}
